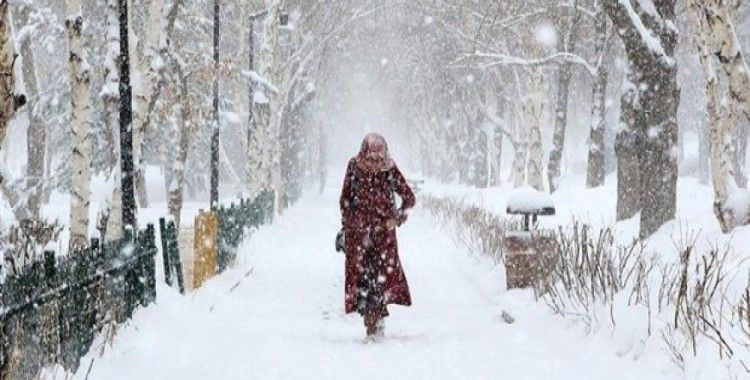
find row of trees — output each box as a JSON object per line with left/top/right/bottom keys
{"left": 0, "top": 0, "right": 747, "bottom": 243}
{"left": 383, "top": 0, "right": 749, "bottom": 237}
{"left": 0, "top": 0, "right": 391, "bottom": 250}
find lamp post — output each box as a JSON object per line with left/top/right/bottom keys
{"left": 210, "top": 0, "right": 220, "bottom": 209}
{"left": 118, "top": 0, "right": 136, "bottom": 230}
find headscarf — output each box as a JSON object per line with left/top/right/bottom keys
{"left": 355, "top": 132, "right": 395, "bottom": 173}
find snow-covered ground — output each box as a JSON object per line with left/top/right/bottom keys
{"left": 52, "top": 182, "right": 693, "bottom": 380}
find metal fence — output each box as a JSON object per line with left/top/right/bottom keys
{"left": 0, "top": 225, "right": 157, "bottom": 379}
{"left": 157, "top": 188, "right": 275, "bottom": 293}
{"left": 216, "top": 189, "right": 274, "bottom": 273}
{"left": 0, "top": 189, "right": 276, "bottom": 378}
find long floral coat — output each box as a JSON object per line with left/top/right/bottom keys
{"left": 339, "top": 159, "right": 416, "bottom": 314}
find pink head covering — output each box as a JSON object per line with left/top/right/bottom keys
{"left": 356, "top": 132, "right": 394, "bottom": 172}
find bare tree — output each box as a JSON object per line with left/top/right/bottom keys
{"left": 602, "top": 0, "right": 680, "bottom": 237}
{"left": 13, "top": 3, "right": 45, "bottom": 219}
{"left": 525, "top": 68, "right": 545, "bottom": 192}
{"left": 690, "top": 0, "right": 750, "bottom": 231}
{"left": 585, "top": 7, "right": 610, "bottom": 189}
{"left": 64, "top": 0, "right": 93, "bottom": 248}
{"left": 0, "top": 0, "right": 23, "bottom": 150}
{"left": 547, "top": 5, "right": 580, "bottom": 193}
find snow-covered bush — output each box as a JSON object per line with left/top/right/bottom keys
{"left": 0, "top": 219, "right": 62, "bottom": 280}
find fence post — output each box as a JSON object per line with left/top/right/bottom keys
{"left": 43, "top": 251, "right": 56, "bottom": 287}
{"left": 159, "top": 218, "right": 173, "bottom": 287}
{"left": 123, "top": 227, "right": 136, "bottom": 319}
{"left": 42, "top": 250, "right": 59, "bottom": 364}
{"left": 217, "top": 206, "right": 227, "bottom": 273}
{"left": 144, "top": 224, "right": 157, "bottom": 305}
{"left": 167, "top": 221, "right": 185, "bottom": 294}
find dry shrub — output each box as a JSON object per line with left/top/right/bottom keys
{"left": 535, "top": 222, "right": 654, "bottom": 331}
{"left": 1, "top": 219, "right": 62, "bottom": 278}
{"left": 423, "top": 193, "right": 750, "bottom": 373}
{"left": 422, "top": 195, "right": 517, "bottom": 264}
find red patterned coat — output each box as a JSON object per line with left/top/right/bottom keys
{"left": 339, "top": 159, "right": 416, "bottom": 314}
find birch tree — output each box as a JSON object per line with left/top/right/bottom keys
{"left": 103, "top": 0, "right": 122, "bottom": 242}
{"left": 13, "top": 3, "right": 46, "bottom": 218}
{"left": 525, "top": 68, "right": 546, "bottom": 192}
{"left": 547, "top": 6, "right": 580, "bottom": 193}
{"left": 246, "top": 2, "right": 282, "bottom": 202}
{"left": 690, "top": 0, "right": 750, "bottom": 231}
{"left": 0, "top": 0, "right": 22, "bottom": 149}
{"left": 167, "top": 54, "right": 192, "bottom": 229}
{"left": 131, "top": 0, "right": 165, "bottom": 208}
{"left": 64, "top": 0, "right": 93, "bottom": 248}
{"left": 585, "top": 7, "right": 610, "bottom": 189}
{"left": 696, "top": 0, "right": 750, "bottom": 123}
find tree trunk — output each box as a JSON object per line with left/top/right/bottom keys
{"left": 210, "top": 0, "right": 220, "bottom": 208}
{"left": 604, "top": 0, "right": 680, "bottom": 238}
{"left": 699, "top": 0, "right": 750, "bottom": 124}
{"left": 168, "top": 58, "right": 192, "bottom": 230}
{"left": 13, "top": 4, "right": 46, "bottom": 219}
{"left": 737, "top": 121, "right": 748, "bottom": 188}
{"left": 247, "top": 18, "right": 255, "bottom": 190}
{"left": 547, "top": 8, "right": 579, "bottom": 193}
{"left": 118, "top": 0, "right": 136, "bottom": 230}
{"left": 131, "top": 0, "right": 165, "bottom": 209}
{"left": 103, "top": 0, "right": 122, "bottom": 241}
{"left": 526, "top": 68, "right": 545, "bottom": 192}
{"left": 492, "top": 121, "right": 503, "bottom": 187}
{"left": 615, "top": 71, "right": 641, "bottom": 221}
{"left": 698, "top": 120, "right": 710, "bottom": 184}
{"left": 547, "top": 63, "right": 571, "bottom": 193}
{"left": 510, "top": 121, "right": 527, "bottom": 188}
{"left": 248, "top": 96, "right": 271, "bottom": 199}
{"left": 65, "top": 0, "right": 93, "bottom": 249}
{"left": 690, "top": 0, "right": 746, "bottom": 231}
{"left": 247, "top": 3, "right": 281, "bottom": 200}
{"left": 105, "top": 166, "right": 123, "bottom": 242}
{"left": 0, "top": 0, "right": 20, "bottom": 150}
{"left": 586, "top": 10, "right": 609, "bottom": 188}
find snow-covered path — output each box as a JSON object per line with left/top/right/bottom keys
{"left": 72, "top": 188, "right": 660, "bottom": 380}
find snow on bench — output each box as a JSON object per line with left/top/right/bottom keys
{"left": 505, "top": 186, "right": 555, "bottom": 216}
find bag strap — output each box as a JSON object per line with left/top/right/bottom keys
{"left": 387, "top": 169, "right": 397, "bottom": 213}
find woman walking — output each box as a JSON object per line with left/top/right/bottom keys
{"left": 339, "top": 132, "right": 416, "bottom": 340}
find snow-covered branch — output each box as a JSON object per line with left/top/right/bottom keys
{"left": 456, "top": 51, "right": 596, "bottom": 77}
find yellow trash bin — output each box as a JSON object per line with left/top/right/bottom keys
{"left": 192, "top": 210, "right": 219, "bottom": 289}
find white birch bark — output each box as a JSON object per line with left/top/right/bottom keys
{"left": 168, "top": 57, "right": 192, "bottom": 230}
{"left": 525, "top": 68, "right": 545, "bottom": 192}
{"left": 510, "top": 121, "right": 527, "bottom": 188}
{"left": 65, "top": 0, "right": 93, "bottom": 249}
{"left": 690, "top": 0, "right": 745, "bottom": 231}
{"left": 105, "top": 165, "right": 123, "bottom": 242}
{"left": 132, "top": 0, "right": 165, "bottom": 208}
{"left": 103, "top": 0, "right": 122, "bottom": 242}
{"left": 0, "top": 0, "right": 18, "bottom": 148}
{"left": 13, "top": 4, "right": 45, "bottom": 219}
{"left": 247, "top": 1, "right": 282, "bottom": 202}
{"left": 585, "top": 9, "right": 609, "bottom": 189}
{"left": 265, "top": 4, "right": 285, "bottom": 215}
{"left": 491, "top": 122, "right": 504, "bottom": 187}
{"left": 698, "top": 0, "right": 750, "bottom": 123}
